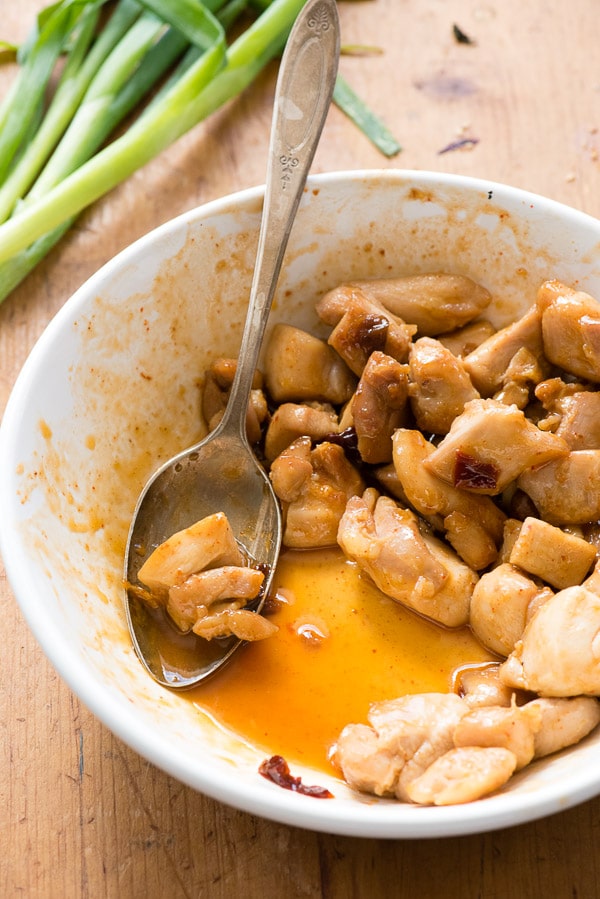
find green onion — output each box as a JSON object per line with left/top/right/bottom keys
{"left": 333, "top": 73, "right": 401, "bottom": 158}
{"left": 0, "top": 0, "right": 401, "bottom": 300}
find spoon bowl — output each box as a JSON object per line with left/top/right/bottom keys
{"left": 124, "top": 0, "right": 340, "bottom": 687}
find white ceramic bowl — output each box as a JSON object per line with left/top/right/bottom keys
{"left": 3, "top": 170, "right": 600, "bottom": 839}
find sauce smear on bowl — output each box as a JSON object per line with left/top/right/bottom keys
{"left": 189, "top": 547, "right": 494, "bottom": 773}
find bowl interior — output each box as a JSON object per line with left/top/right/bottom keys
{"left": 4, "top": 170, "right": 600, "bottom": 838}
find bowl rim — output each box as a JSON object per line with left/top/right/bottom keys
{"left": 3, "top": 168, "right": 600, "bottom": 838}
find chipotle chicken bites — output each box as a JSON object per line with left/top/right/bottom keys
{"left": 141, "top": 273, "right": 600, "bottom": 806}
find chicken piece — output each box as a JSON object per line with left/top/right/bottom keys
{"left": 408, "top": 337, "right": 480, "bottom": 435}
{"left": 202, "top": 358, "right": 267, "bottom": 443}
{"left": 453, "top": 702, "right": 542, "bottom": 769}
{"left": 469, "top": 563, "right": 552, "bottom": 657}
{"left": 263, "top": 323, "right": 356, "bottom": 405}
{"left": 349, "top": 351, "right": 409, "bottom": 464}
{"left": 392, "top": 428, "right": 505, "bottom": 569}
{"left": 332, "top": 723, "right": 403, "bottom": 796}
{"left": 166, "top": 566, "right": 265, "bottom": 632}
{"left": 337, "top": 490, "right": 477, "bottom": 627}
{"left": 493, "top": 346, "right": 549, "bottom": 410}
{"left": 509, "top": 517, "right": 596, "bottom": 589}
{"left": 551, "top": 391, "right": 600, "bottom": 450}
{"left": 497, "top": 518, "right": 523, "bottom": 564}
{"left": 263, "top": 402, "right": 339, "bottom": 463}
{"left": 500, "top": 585, "right": 600, "bottom": 696}
{"left": 406, "top": 747, "right": 517, "bottom": 806}
{"left": 316, "top": 285, "right": 416, "bottom": 361}
{"left": 192, "top": 608, "right": 278, "bottom": 641}
{"left": 270, "top": 437, "right": 364, "bottom": 548}
{"left": 137, "top": 513, "right": 244, "bottom": 595}
{"left": 372, "top": 463, "right": 412, "bottom": 506}
{"left": 321, "top": 273, "right": 491, "bottom": 336}
{"left": 517, "top": 450, "right": 600, "bottom": 524}
{"left": 438, "top": 320, "right": 496, "bottom": 357}
{"left": 327, "top": 306, "right": 411, "bottom": 375}
{"left": 333, "top": 693, "right": 467, "bottom": 799}
{"left": 527, "top": 696, "right": 600, "bottom": 758}
{"left": 539, "top": 280, "right": 600, "bottom": 382}
{"left": 455, "top": 664, "right": 516, "bottom": 708}
{"left": 463, "top": 304, "right": 545, "bottom": 396}
{"left": 424, "top": 398, "right": 569, "bottom": 495}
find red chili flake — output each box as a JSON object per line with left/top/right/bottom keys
{"left": 454, "top": 450, "right": 499, "bottom": 490}
{"left": 259, "top": 755, "right": 334, "bottom": 799}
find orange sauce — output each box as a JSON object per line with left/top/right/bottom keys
{"left": 189, "top": 547, "right": 495, "bottom": 772}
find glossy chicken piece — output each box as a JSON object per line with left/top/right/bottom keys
{"left": 517, "top": 450, "right": 600, "bottom": 524}
{"left": 322, "top": 273, "right": 491, "bottom": 336}
{"left": 469, "top": 563, "right": 552, "bottom": 657}
{"left": 316, "top": 285, "right": 416, "bottom": 362}
{"left": 405, "top": 746, "right": 517, "bottom": 806}
{"left": 463, "top": 304, "right": 544, "bottom": 396}
{"left": 333, "top": 693, "right": 467, "bottom": 799}
{"left": 528, "top": 697, "right": 600, "bottom": 758}
{"left": 539, "top": 280, "right": 600, "bottom": 382}
{"left": 337, "top": 489, "right": 477, "bottom": 627}
{"left": 508, "top": 517, "right": 596, "bottom": 590}
{"left": 408, "top": 337, "right": 479, "bottom": 435}
{"left": 392, "top": 428, "right": 505, "bottom": 569}
{"left": 263, "top": 323, "right": 356, "bottom": 404}
{"left": 500, "top": 585, "right": 600, "bottom": 695}
{"left": 452, "top": 702, "right": 542, "bottom": 769}
{"left": 493, "top": 346, "right": 548, "bottom": 409}
{"left": 327, "top": 305, "right": 411, "bottom": 375}
{"left": 424, "top": 398, "right": 570, "bottom": 495}
{"left": 456, "top": 665, "right": 516, "bottom": 709}
{"left": 166, "top": 566, "right": 265, "bottom": 632}
{"left": 550, "top": 391, "right": 600, "bottom": 450}
{"left": 263, "top": 401, "right": 339, "bottom": 463}
{"left": 349, "top": 351, "right": 409, "bottom": 464}
{"left": 192, "top": 608, "right": 278, "bottom": 641}
{"left": 137, "top": 513, "right": 244, "bottom": 594}
{"left": 270, "top": 437, "right": 365, "bottom": 548}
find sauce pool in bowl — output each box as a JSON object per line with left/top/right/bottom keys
{"left": 189, "top": 547, "right": 495, "bottom": 773}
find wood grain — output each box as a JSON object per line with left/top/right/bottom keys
{"left": 3, "top": 2, "right": 600, "bottom": 896}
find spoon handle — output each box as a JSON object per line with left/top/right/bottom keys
{"left": 220, "top": 0, "right": 340, "bottom": 439}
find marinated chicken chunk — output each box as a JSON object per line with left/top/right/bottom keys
{"left": 469, "top": 563, "right": 551, "bottom": 657}
{"left": 391, "top": 428, "right": 505, "bottom": 569}
{"left": 270, "top": 437, "right": 365, "bottom": 548}
{"left": 508, "top": 517, "right": 596, "bottom": 589}
{"left": 316, "top": 285, "right": 416, "bottom": 362}
{"left": 167, "top": 566, "right": 265, "bottom": 631}
{"left": 463, "top": 304, "right": 545, "bottom": 396}
{"left": 263, "top": 323, "right": 356, "bottom": 404}
{"left": 263, "top": 401, "right": 339, "bottom": 463}
{"left": 517, "top": 450, "right": 600, "bottom": 524}
{"left": 136, "top": 513, "right": 274, "bottom": 642}
{"left": 500, "top": 586, "right": 600, "bottom": 695}
{"left": 408, "top": 336, "right": 479, "bottom": 434}
{"left": 337, "top": 489, "right": 477, "bottom": 627}
{"left": 327, "top": 306, "right": 411, "bottom": 375}
{"left": 323, "top": 273, "right": 491, "bottom": 336}
{"left": 137, "top": 513, "right": 244, "bottom": 595}
{"left": 452, "top": 702, "right": 542, "bottom": 769}
{"left": 528, "top": 697, "right": 600, "bottom": 758}
{"left": 347, "top": 351, "right": 409, "bottom": 464}
{"left": 542, "top": 389, "right": 600, "bottom": 450}
{"left": 455, "top": 664, "right": 516, "bottom": 709}
{"left": 424, "top": 398, "right": 569, "bottom": 495}
{"left": 538, "top": 280, "right": 600, "bottom": 382}
{"left": 405, "top": 746, "right": 517, "bottom": 806}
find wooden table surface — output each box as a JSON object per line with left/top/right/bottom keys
{"left": 3, "top": 1, "right": 600, "bottom": 896}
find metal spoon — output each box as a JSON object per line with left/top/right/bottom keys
{"left": 124, "top": 0, "right": 340, "bottom": 688}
